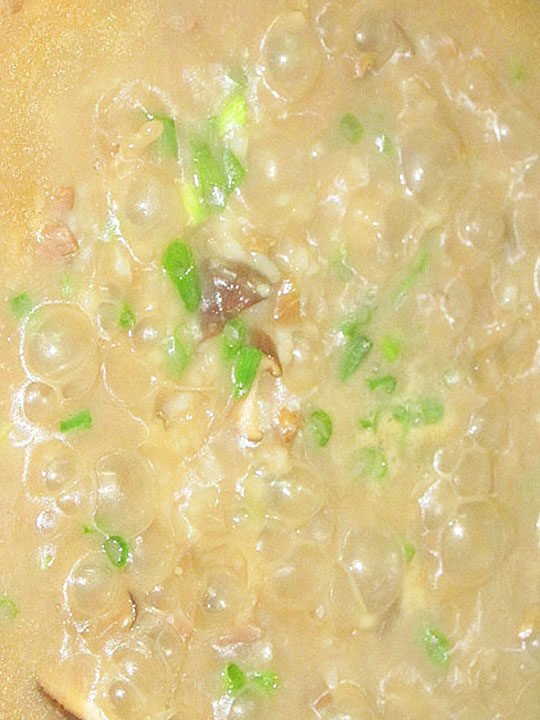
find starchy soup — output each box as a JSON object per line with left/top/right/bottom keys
{"left": 1, "top": 0, "right": 540, "bottom": 718}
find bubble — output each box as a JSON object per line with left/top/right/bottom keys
{"left": 22, "top": 382, "right": 61, "bottom": 425}
{"left": 122, "top": 172, "right": 172, "bottom": 229}
{"left": 270, "top": 542, "right": 328, "bottom": 611}
{"left": 452, "top": 451, "right": 492, "bottom": 496}
{"left": 354, "top": 11, "right": 405, "bottom": 66}
{"left": 27, "top": 440, "right": 85, "bottom": 498}
{"left": 200, "top": 568, "right": 248, "bottom": 622}
{"left": 64, "top": 551, "right": 122, "bottom": 623}
{"left": 469, "top": 397, "right": 508, "bottom": 450}
{"left": 455, "top": 189, "right": 505, "bottom": 256}
{"left": 23, "top": 304, "right": 99, "bottom": 399}
{"left": 441, "top": 500, "right": 511, "bottom": 587}
{"left": 341, "top": 528, "right": 404, "bottom": 616}
{"left": 129, "top": 515, "right": 177, "bottom": 593}
{"left": 265, "top": 471, "right": 327, "bottom": 528}
{"left": 418, "top": 478, "right": 459, "bottom": 531}
{"left": 94, "top": 451, "right": 155, "bottom": 537}
{"left": 314, "top": 682, "right": 376, "bottom": 720}
{"left": 261, "top": 12, "right": 322, "bottom": 102}
{"left": 400, "top": 125, "right": 463, "bottom": 203}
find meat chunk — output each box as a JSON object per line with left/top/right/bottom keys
{"left": 49, "top": 186, "right": 75, "bottom": 213}
{"left": 250, "top": 328, "right": 282, "bottom": 377}
{"left": 38, "top": 222, "right": 79, "bottom": 259}
{"left": 200, "top": 260, "right": 272, "bottom": 335}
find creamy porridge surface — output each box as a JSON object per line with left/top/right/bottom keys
{"left": 0, "top": 1, "right": 540, "bottom": 718}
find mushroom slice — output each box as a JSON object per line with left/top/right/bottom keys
{"left": 200, "top": 259, "right": 272, "bottom": 336}
{"left": 38, "top": 680, "right": 103, "bottom": 720}
{"left": 250, "top": 328, "right": 282, "bottom": 377}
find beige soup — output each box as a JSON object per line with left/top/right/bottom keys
{"left": 1, "top": 0, "right": 540, "bottom": 718}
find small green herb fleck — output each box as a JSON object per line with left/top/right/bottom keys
{"left": 251, "top": 671, "right": 279, "bottom": 694}
{"left": 231, "top": 345, "right": 261, "bottom": 398}
{"left": 367, "top": 375, "right": 397, "bottom": 395}
{"left": 9, "top": 292, "right": 34, "bottom": 320}
{"left": 118, "top": 303, "right": 135, "bottom": 330}
{"left": 223, "top": 148, "right": 246, "bottom": 192}
{"left": 420, "top": 397, "right": 444, "bottom": 425}
{"left": 224, "top": 663, "right": 246, "bottom": 695}
{"left": 422, "top": 625, "right": 451, "bottom": 667}
{"left": 59, "top": 273, "right": 75, "bottom": 299}
{"left": 103, "top": 535, "right": 129, "bottom": 568}
{"left": 162, "top": 240, "right": 201, "bottom": 313}
{"left": 0, "top": 596, "right": 18, "bottom": 622}
{"left": 59, "top": 410, "right": 92, "bottom": 433}
{"left": 380, "top": 335, "right": 401, "bottom": 362}
{"left": 510, "top": 57, "right": 526, "bottom": 84}
{"left": 339, "top": 332, "right": 373, "bottom": 381}
{"left": 219, "top": 93, "right": 247, "bottom": 136}
{"left": 393, "top": 250, "right": 430, "bottom": 305}
{"left": 165, "top": 332, "right": 190, "bottom": 379}
{"left": 180, "top": 181, "right": 209, "bottom": 226}
{"left": 340, "top": 113, "right": 364, "bottom": 144}
{"left": 330, "top": 247, "right": 353, "bottom": 282}
{"left": 354, "top": 446, "right": 388, "bottom": 480}
{"left": 222, "top": 317, "right": 247, "bottom": 360}
{"left": 191, "top": 139, "right": 228, "bottom": 212}
{"left": 403, "top": 541, "right": 416, "bottom": 563}
{"left": 358, "top": 410, "right": 381, "bottom": 432}
{"left": 309, "top": 409, "right": 333, "bottom": 447}
{"left": 146, "top": 113, "right": 178, "bottom": 159}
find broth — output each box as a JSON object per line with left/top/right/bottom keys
{"left": 1, "top": 0, "right": 540, "bottom": 718}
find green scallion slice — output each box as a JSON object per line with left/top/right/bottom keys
{"left": 223, "top": 663, "right": 246, "bottom": 695}
{"left": 309, "top": 409, "right": 333, "bottom": 447}
{"left": 231, "top": 345, "right": 261, "bottom": 398}
{"left": 340, "top": 112, "right": 364, "bottom": 144}
{"left": 162, "top": 240, "right": 201, "bottom": 313}
{"left": 103, "top": 535, "right": 129, "bottom": 568}
{"left": 59, "top": 410, "right": 92, "bottom": 433}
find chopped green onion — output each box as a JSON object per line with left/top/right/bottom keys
{"left": 222, "top": 317, "right": 247, "bottom": 360}
{"left": 219, "top": 93, "right": 247, "bottom": 136}
{"left": 59, "top": 410, "right": 92, "bottom": 433}
{"left": 0, "top": 596, "right": 18, "bottom": 622}
{"left": 146, "top": 113, "right": 178, "bottom": 159}
{"left": 393, "top": 250, "right": 430, "bottom": 305}
{"left": 392, "top": 403, "right": 421, "bottom": 427}
{"left": 330, "top": 247, "right": 353, "bottom": 282}
{"left": 251, "top": 671, "right": 279, "bottom": 694}
{"left": 162, "top": 240, "right": 201, "bottom": 313}
{"left": 309, "top": 409, "right": 333, "bottom": 447}
{"left": 191, "top": 139, "right": 228, "bottom": 212}
{"left": 358, "top": 410, "right": 381, "bottom": 432}
{"left": 223, "top": 148, "right": 246, "bottom": 192}
{"left": 354, "top": 446, "right": 388, "bottom": 480}
{"left": 180, "top": 181, "right": 209, "bottom": 226}
{"left": 510, "top": 57, "right": 526, "bottom": 84}
{"left": 231, "top": 345, "right": 261, "bottom": 398}
{"left": 367, "top": 375, "right": 397, "bottom": 395}
{"left": 375, "top": 132, "right": 393, "bottom": 155}
{"left": 9, "top": 292, "right": 34, "bottom": 320}
{"left": 59, "top": 273, "right": 75, "bottom": 299}
{"left": 118, "top": 302, "right": 135, "bottom": 329}
{"left": 165, "top": 332, "right": 190, "bottom": 379}
{"left": 340, "top": 112, "right": 364, "bottom": 144}
{"left": 380, "top": 335, "right": 401, "bottom": 362}
{"left": 420, "top": 397, "right": 444, "bottom": 425}
{"left": 339, "top": 332, "right": 373, "bottom": 381}
{"left": 103, "top": 535, "right": 129, "bottom": 568}
{"left": 403, "top": 541, "right": 416, "bottom": 563}
{"left": 223, "top": 663, "right": 246, "bottom": 695}
{"left": 422, "top": 625, "right": 451, "bottom": 667}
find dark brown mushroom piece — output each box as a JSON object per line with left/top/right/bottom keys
{"left": 200, "top": 259, "right": 273, "bottom": 336}
{"left": 250, "top": 328, "right": 282, "bottom": 377}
